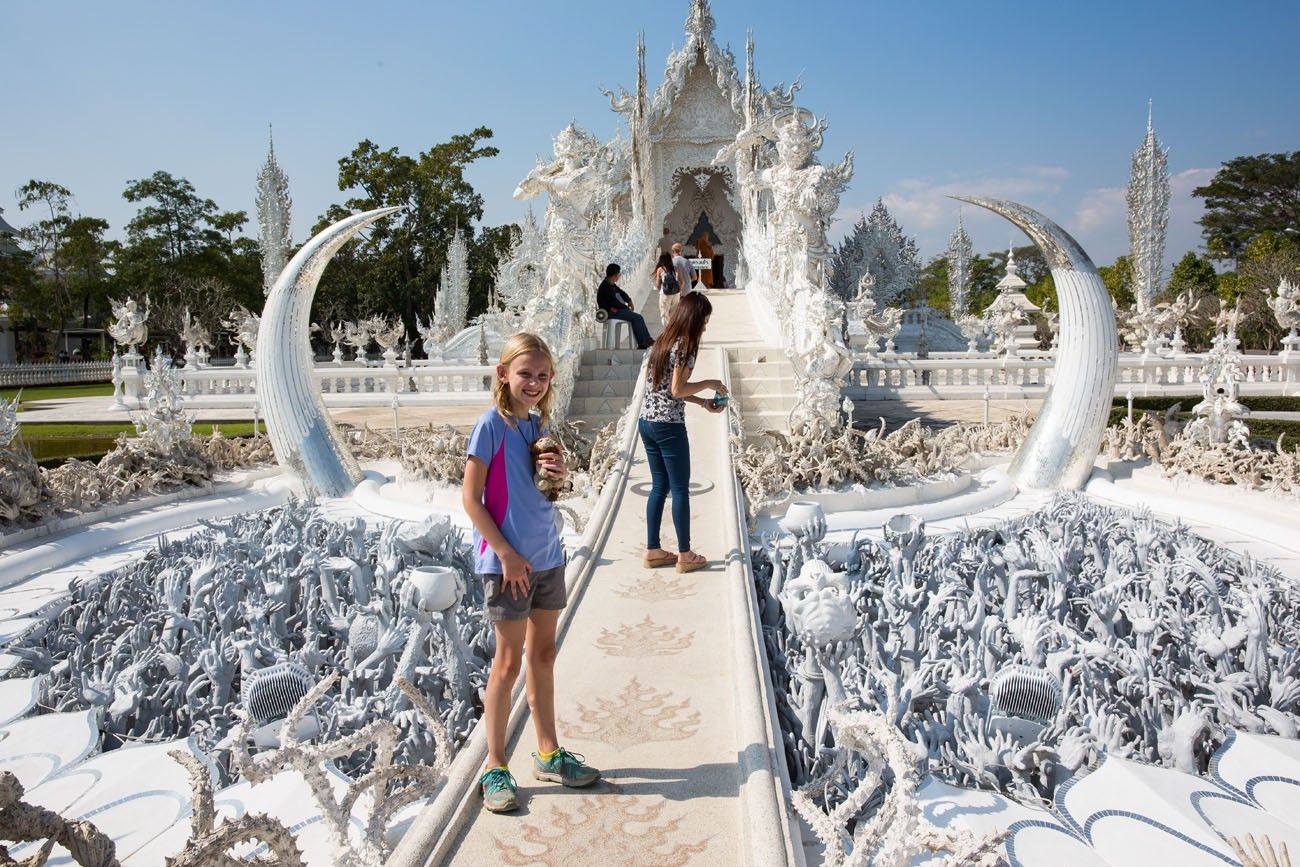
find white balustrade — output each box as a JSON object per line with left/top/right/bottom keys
{"left": 0, "top": 362, "right": 114, "bottom": 388}
{"left": 845, "top": 350, "right": 1300, "bottom": 400}
{"left": 111, "top": 362, "right": 497, "bottom": 410}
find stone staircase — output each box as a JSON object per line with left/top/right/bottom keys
{"left": 568, "top": 345, "right": 799, "bottom": 439}
{"left": 567, "top": 348, "right": 644, "bottom": 433}
{"left": 727, "top": 347, "right": 798, "bottom": 438}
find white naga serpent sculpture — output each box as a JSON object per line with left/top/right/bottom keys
{"left": 951, "top": 196, "right": 1119, "bottom": 490}
{"left": 257, "top": 207, "right": 401, "bottom": 497}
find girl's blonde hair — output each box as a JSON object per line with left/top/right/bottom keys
{"left": 493, "top": 332, "right": 557, "bottom": 429}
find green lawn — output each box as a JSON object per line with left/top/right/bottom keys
{"left": 1, "top": 383, "right": 115, "bottom": 408}
{"left": 1113, "top": 395, "right": 1300, "bottom": 413}
{"left": 1108, "top": 407, "right": 1300, "bottom": 444}
{"left": 18, "top": 421, "right": 258, "bottom": 464}
{"left": 19, "top": 421, "right": 256, "bottom": 438}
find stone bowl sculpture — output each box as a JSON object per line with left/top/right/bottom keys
{"left": 408, "top": 566, "right": 464, "bottom": 613}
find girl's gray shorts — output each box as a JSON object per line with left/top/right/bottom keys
{"left": 481, "top": 565, "right": 567, "bottom": 621}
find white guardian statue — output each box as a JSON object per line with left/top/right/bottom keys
{"left": 108, "top": 296, "right": 150, "bottom": 361}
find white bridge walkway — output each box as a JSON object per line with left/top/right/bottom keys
{"left": 391, "top": 291, "right": 801, "bottom": 865}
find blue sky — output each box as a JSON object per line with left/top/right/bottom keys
{"left": 3, "top": 0, "right": 1298, "bottom": 269}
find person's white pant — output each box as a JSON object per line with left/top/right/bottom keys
{"left": 658, "top": 291, "right": 679, "bottom": 325}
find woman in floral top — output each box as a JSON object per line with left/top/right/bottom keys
{"left": 638, "top": 293, "right": 727, "bottom": 573}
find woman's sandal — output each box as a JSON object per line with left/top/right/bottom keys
{"left": 643, "top": 551, "right": 677, "bottom": 569}
{"left": 676, "top": 553, "right": 708, "bottom": 574}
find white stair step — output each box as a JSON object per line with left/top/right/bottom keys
{"left": 736, "top": 380, "right": 797, "bottom": 399}
{"left": 726, "top": 348, "right": 787, "bottom": 364}
{"left": 569, "top": 396, "right": 634, "bottom": 416}
{"left": 730, "top": 361, "right": 796, "bottom": 378}
{"left": 576, "top": 364, "right": 642, "bottom": 382}
{"left": 573, "top": 379, "right": 638, "bottom": 398}
{"left": 581, "top": 349, "right": 646, "bottom": 366}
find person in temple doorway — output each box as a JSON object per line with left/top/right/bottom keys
{"left": 671, "top": 243, "right": 696, "bottom": 297}
{"left": 596, "top": 262, "right": 654, "bottom": 349}
{"left": 694, "top": 233, "right": 714, "bottom": 289}
{"left": 657, "top": 226, "right": 674, "bottom": 257}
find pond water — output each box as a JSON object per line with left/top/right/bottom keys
{"left": 27, "top": 435, "right": 118, "bottom": 464}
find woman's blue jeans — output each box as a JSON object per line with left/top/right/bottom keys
{"left": 638, "top": 419, "right": 691, "bottom": 552}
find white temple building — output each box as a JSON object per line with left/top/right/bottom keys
{"left": 510, "top": 0, "right": 856, "bottom": 428}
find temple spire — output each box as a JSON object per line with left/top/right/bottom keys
{"left": 686, "top": 0, "right": 716, "bottom": 46}
{"left": 744, "top": 29, "right": 755, "bottom": 124}
{"left": 636, "top": 29, "right": 646, "bottom": 118}
{"left": 1127, "top": 99, "right": 1170, "bottom": 314}
{"left": 255, "top": 125, "right": 292, "bottom": 295}
{"left": 946, "top": 214, "right": 973, "bottom": 318}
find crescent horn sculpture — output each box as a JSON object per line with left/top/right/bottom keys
{"left": 257, "top": 206, "right": 402, "bottom": 497}
{"left": 949, "top": 196, "right": 1118, "bottom": 490}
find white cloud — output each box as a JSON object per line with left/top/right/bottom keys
{"left": 1167, "top": 167, "right": 1216, "bottom": 261}
{"left": 831, "top": 165, "right": 1217, "bottom": 267}
{"left": 877, "top": 169, "right": 1070, "bottom": 232}
{"left": 1073, "top": 186, "right": 1125, "bottom": 233}
{"left": 833, "top": 166, "right": 1071, "bottom": 256}
{"left": 1024, "top": 165, "right": 1071, "bottom": 180}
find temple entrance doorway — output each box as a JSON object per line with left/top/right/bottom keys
{"left": 663, "top": 167, "right": 742, "bottom": 288}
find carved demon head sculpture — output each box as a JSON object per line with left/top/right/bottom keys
{"left": 780, "top": 558, "right": 857, "bottom": 647}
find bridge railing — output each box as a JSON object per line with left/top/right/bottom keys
{"left": 116, "top": 362, "right": 494, "bottom": 407}
{"left": 0, "top": 362, "right": 113, "bottom": 388}
{"left": 844, "top": 350, "right": 1300, "bottom": 399}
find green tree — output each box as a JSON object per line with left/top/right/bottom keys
{"left": 967, "top": 254, "right": 1003, "bottom": 314}
{"left": 122, "top": 171, "right": 219, "bottom": 261}
{"left": 61, "top": 216, "right": 118, "bottom": 328}
{"left": 1098, "top": 255, "right": 1135, "bottom": 308}
{"left": 1193, "top": 152, "right": 1300, "bottom": 263}
{"left": 0, "top": 207, "right": 41, "bottom": 359}
{"left": 1226, "top": 232, "right": 1300, "bottom": 350}
{"left": 468, "top": 223, "right": 521, "bottom": 314}
{"left": 916, "top": 256, "right": 948, "bottom": 314}
{"left": 15, "top": 182, "right": 74, "bottom": 322}
{"left": 13, "top": 181, "right": 116, "bottom": 352}
{"left": 1165, "top": 251, "right": 1218, "bottom": 299}
{"left": 313, "top": 129, "right": 502, "bottom": 335}
{"left": 1156, "top": 251, "right": 1221, "bottom": 351}
{"left": 116, "top": 171, "right": 262, "bottom": 323}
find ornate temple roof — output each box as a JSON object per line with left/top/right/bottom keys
{"left": 645, "top": 0, "right": 745, "bottom": 131}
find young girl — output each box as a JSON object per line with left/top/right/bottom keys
{"left": 462, "top": 333, "right": 600, "bottom": 813}
{"left": 639, "top": 293, "right": 726, "bottom": 573}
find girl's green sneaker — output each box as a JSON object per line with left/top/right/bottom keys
{"left": 480, "top": 766, "right": 519, "bottom": 813}
{"left": 532, "top": 747, "right": 600, "bottom": 787}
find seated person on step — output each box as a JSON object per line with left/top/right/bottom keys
{"left": 596, "top": 262, "right": 653, "bottom": 349}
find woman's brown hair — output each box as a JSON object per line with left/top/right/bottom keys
{"left": 646, "top": 292, "right": 713, "bottom": 390}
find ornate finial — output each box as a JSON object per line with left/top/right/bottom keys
{"left": 1147, "top": 98, "right": 1153, "bottom": 132}
{"left": 686, "top": 0, "right": 716, "bottom": 44}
